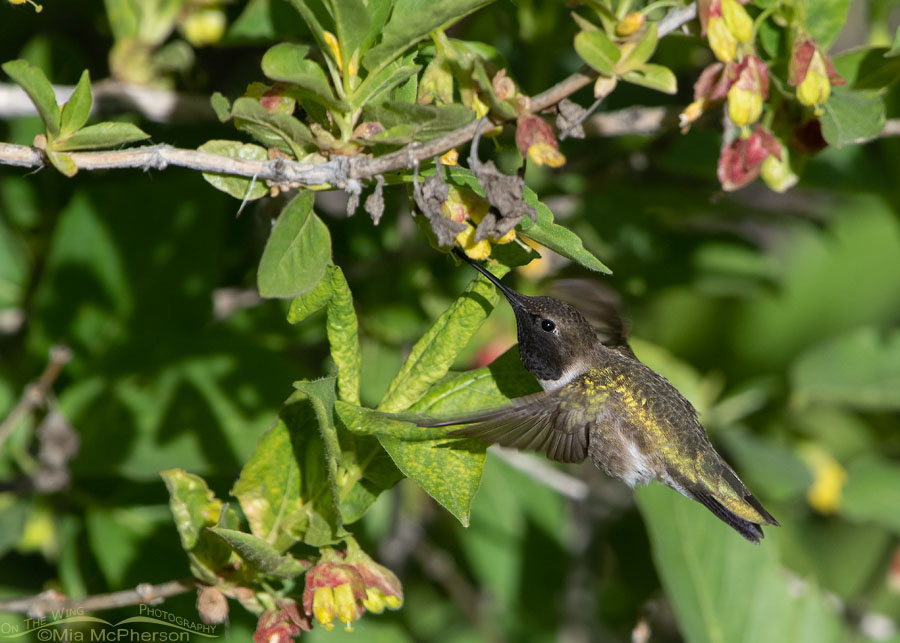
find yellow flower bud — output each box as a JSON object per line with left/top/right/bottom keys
{"left": 456, "top": 224, "right": 492, "bottom": 260}
{"left": 727, "top": 85, "right": 762, "bottom": 127}
{"left": 721, "top": 0, "right": 753, "bottom": 43}
{"left": 362, "top": 588, "right": 386, "bottom": 614}
{"left": 383, "top": 594, "right": 403, "bottom": 609}
{"left": 707, "top": 16, "right": 738, "bottom": 62}
{"left": 796, "top": 51, "right": 831, "bottom": 113}
{"left": 526, "top": 141, "right": 566, "bottom": 168}
{"left": 312, "top": 587, "right": 335, "bottom": 631}
{"left": 494, "top": 228, "right": 517, "bottom": 244}
{"left": 616, "top": 11, "right": 646, "bottom": 37}
{"left": 440, "top": 149, "right": 459, "bottom": 166}
{"left": 333, "top": 583, "right": 358, "bottom": 631}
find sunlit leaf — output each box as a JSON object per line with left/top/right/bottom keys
{"left": 574, "top": 29, "right": 620, "bottom": 76}
{"left": 362, "top": 0, "right": 492, "bottom": 72}
{"left": 53, "top": 122, "right": 150, "bottom": 151}
{"left": 60, "top": 69, "right": 92, "bottom": 137}
{"left": 2, "top": 59, "right": 60, "bottom": 137}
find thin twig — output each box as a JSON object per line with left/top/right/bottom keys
{"left": 0, "top": 345, "right": 72, "bottom": 451}
{"left": 0, "top": 580, "right": 197, "bottom": 617}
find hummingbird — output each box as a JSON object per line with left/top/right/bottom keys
{"left": 429, "top": 251, "right": 779, "bottom": 543}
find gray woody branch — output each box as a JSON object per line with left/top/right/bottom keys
{"left": 0, "top": 6, "right": 701, "bottom": 188}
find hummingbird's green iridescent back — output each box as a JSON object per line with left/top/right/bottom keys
{"left": 430, "top": 254, "right": 778, "bottom": 543}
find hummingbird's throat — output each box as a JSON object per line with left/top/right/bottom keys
{"left": 537, "top": 359, "right": 589, "bottom": 391}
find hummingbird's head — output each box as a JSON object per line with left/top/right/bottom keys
{"left": 459, "top": 254, "right": 599, "bottom": 389}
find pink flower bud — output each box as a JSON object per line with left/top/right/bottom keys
{"left": 717, "top": 126, "right": 781, "bottom": 191}
{"left": 789, "top": 36, "right": 845, "bottom": 112}
{"left": 516, "top": 115, "right": 566, "bottom": 167}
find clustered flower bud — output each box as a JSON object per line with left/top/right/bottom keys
{"left": 789, "top": 35, "right": 845, "bottom": 114}
{"left": 702, "top": 0, "right": 752, "bottom": 62}
{"left": 253, "top": 602, "right": 311, "bottom": 643}
{"left": 515, "top": 114, "right": 566, "bottom": 168}
{"left": 616, "top": 11, "right": 646, "bottom": 37}
{"left": 726, "top": 54, "right": 768, "bottom": 130}
{"left": 302, "top": 544, "right": 403, "bottom": 632}
{"left": 441, "top": 185, "right": 517, "bottom": 260}
{"left": 717, "top": 125, "right": 782, "bottom": 191}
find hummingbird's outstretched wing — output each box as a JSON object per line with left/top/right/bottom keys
{"left": 419, "top": 388, "right": 596, "bottom": 464}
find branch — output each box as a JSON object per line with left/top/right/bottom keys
{"left": 0, "top": 580, "right": 197, "bottom": 618}
{"left": 0, "top": 345, "right": 72, "bottom": 451}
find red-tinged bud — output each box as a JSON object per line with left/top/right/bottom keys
{"left": 717, "top": 126, "right": 781, "bottom": 191}
{"left": 253, "top": 602, "right": 311, "bottom": 643}
{"left": 705, "top": 0, "right": 738, "bottom": 62}
{"left": 352, "top": 122, "right": 385, "bottom": 140}
{"left": 245, "top": 83, "right": 296, "bottom": 115}
{"left": 789, "top": 36, "right": 845, "bottom": 113}
{"left": 727, "top": 55, "right": 769, "bottom": 127}
{"left": 303, "top": 557, "right": 366, "bottom": 632}
{"left": 347, "top": 547, "right": 404, "bottom": 614}
{"left": 516, "top": 115, "right": 566, "bottom": 167}
{"left": 681, "top": 62, "right": 737, "bottom": 130}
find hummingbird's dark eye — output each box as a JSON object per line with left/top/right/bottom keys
{"left": 540, "top": 319, "right": 556, "bottom": 332}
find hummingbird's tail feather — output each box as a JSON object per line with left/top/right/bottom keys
{"left": 692, "top": 490, "right": 765, "bottom": 544}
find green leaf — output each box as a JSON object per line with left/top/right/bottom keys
{"left": 209, "top": 527, "right": 310, "bottom": 578}
{"left": 804, "top": 0, "right": 852, "bottom": 49}
{"left": 257, "top": 191, "right": 333, "bottom": 299}
{"left": 329, "top": 0, "right": 371, "bottom": 73}
{"left": 326, "top": 268, "right": 361, "bottom": 405}
{"left": 232, "top": 416, "right": 309, "bottom": 551}
{"left": 292, "top": 378, "right": 343, "bottom": 528}
{"left": 377, "top": 268, "right": 504, "bottom": 413}
{"left": 287, "top": 268, "right": 333, "bottom": 323}
{"left": 197, "top": 140, "right": 269, "bottom": 201}
{"left": 840, "top": 455, "right": 900, "bottom": 533}
{"left": 211, "top": 92, "right": 232, "bottom": 122}
{"left": 364, "top": 102, "right": 475, "bottom": 143}
{"left": 637, "top": 483, "right": 847, "bottom": 643}
{"left": 518, "top": 189, "right": 611, "bottom": 273}
{"left": 362, "top": 0, "right": 492, "bottom": 72}
{"left": 161, "top": 469, "right": 223, "bottom": 551}
{"left": 819, "top": 88, "right": 885, "bottom": 148}
{"left": 573, "top": 29, "right": 620, "bottom": 76}
{"left": 616, "top": 23, "right": 658, "bottom": 74}
{"left": 790, "top": 327, "right": 900, "bottom": 411}
{"left": 351, "top": 60, "right": 421, "bottom": 109}
{"left": 60, "top": 69, "right": 93, "bottom": 137}
{"left": 161, "top": 469, "right": 235, "bottom": 582}
{"left": 621, "top": 63, "right": 677, "bottom": 94}
{"left": 2, "top": 59, "right": 61, "bottom": 137}
{"left": 53, "top": 122, "right": 150, "bottom": 151}
{"left": 261, "top": 43, "right": 348, "bottom": 111}
{"left": 47, "top": 150, "right": 78, "bottom": 177}
{"left": 231, "top": 96, "right": 314, "bottom": 159}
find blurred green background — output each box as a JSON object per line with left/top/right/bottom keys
{"left": 1, "top": 0, "right": 899, "bottom": 641}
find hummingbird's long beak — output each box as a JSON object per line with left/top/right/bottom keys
{"left": 453, "top": 249, "right": 528, "bottom": 309}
